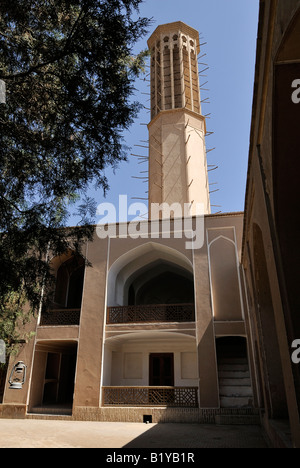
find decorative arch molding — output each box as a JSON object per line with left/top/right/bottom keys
{"left": 208, "top": 234, "right": 236, "bottom": 248}
{"left": 105, "top": 330, "right": 197, "bottom": 346}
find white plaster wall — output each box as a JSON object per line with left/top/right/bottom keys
{"left": 103, "top": 338, "right": 198, "bottom": 387}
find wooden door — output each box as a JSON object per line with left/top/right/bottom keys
{"left": 149, "top": 353, "right": 174, "bottom": 386}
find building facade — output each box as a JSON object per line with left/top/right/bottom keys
{"left": 1, "top": 21, "right": 254, "bottom": 425}
{"left": 1, "top": 3, "right": 300, "bottom": 448}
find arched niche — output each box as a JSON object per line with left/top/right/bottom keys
{"left": 208, "top": 236, "right": 243, "bottom": 321}
{"left": 51, "top": 253, "right": 85, "bottom": 309}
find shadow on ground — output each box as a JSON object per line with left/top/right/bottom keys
{"left": 123, "top": 423, "right": 270, "bottom": 449}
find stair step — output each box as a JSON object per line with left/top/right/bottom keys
{"left": 29, "top": 405, "right": 72, "bottom": 416}
{"left": 219, "top": 378, "right": 251, "bottom": 386}
{"left": 218, "top": 358, "right": 248, "bottom": 365}
{"left": 218, "top": 357, "right": 254, "bottom": 408}
{"left": 218, "top": 364, "right": 249, "bottom": 371}
{"left": 220, "top": 396, "right": 253, "bottom": 408}
{"left": 220, "top": 385, "right": 253, "bottom": 397}
{"left": 219, "top": 370, "right": 250, "bottom": 379}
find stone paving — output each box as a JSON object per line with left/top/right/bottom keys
{"left": 0, "top": 419, "right": 270, "bottom": 448}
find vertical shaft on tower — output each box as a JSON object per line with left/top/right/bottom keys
{"left": 149, "top": 24, "right": 201, "bottom": 118}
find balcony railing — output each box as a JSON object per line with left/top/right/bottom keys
{"left": 102, "top": 386, "right": 198, "bottom": 408}
{"left": 39, "top": 308, "right": 81, "bottom": 326}
{"left": 107, "top": 303, "right": 195, "bottom": 324}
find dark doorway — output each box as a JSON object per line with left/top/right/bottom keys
{"left": 149, "top": 353, "right": 174, "bottom": 386}
{"left": 43, "top": 349, "right": 77, "bottom": 406}
{"left": 43, "top": 352, "right": 77, "bottom": 406}
{"left": 29, "top": 341, "right": 78, "bottom": 416}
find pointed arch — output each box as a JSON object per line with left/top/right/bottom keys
{"left": 107, "top": 242, "right": 193, "bottom": 307}
{"left": 51, "top": 252, "right": 85, "bottom": 309}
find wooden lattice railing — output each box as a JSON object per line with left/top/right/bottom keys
{"left": 102, "top": 386, "right": 198, "bottom": 407}
{"left": 107, "top": 303, "right": 195, "bottom": 324}
{"left": 39, "top": 308, "right": 81, "bottom": 326}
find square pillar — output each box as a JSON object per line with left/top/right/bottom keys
{"left": 193, "top": 246, "right": 219, "bottom": 408}
{"left": 73, "top": 237, "right": 109, "bottom": 408}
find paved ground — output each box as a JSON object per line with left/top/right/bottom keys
{"left": 0, "top": 419, "right": 270, "bottom": 448}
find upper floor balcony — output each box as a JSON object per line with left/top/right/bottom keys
{"left": 40, "top": 302, "right": 195, "bottom": 327}
{"left": 40, "top": 308, "right": 81, "bottom": 326}
{"left": 39, "top": 246, "right": 196, "bottom": 327}
{"left": 39, "top": 253, "right": 84, "bottom": 328}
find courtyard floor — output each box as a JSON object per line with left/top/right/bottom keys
{"left": 0, "top": 419, "right": 270, "bottom": 448}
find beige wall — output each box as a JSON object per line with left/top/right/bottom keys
{"left": 2, "top": 212, "right": 247, "bottom": 416}
{"left": 148, "top": 110, "right": 210, "bottom": 216}
{"left": 242, "top": 0, "right": 300, "bottom": 448}
{"left": 72, "top": 236, "right": 109, "bottom": 408}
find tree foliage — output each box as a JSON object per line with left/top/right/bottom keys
{"left": 0, "top": 0, "right": 150, "bottom": 351}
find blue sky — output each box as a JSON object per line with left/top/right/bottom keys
{"left": 70, "top": 0, "right": 260, "bottom": 224}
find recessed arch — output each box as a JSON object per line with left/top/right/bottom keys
{"left": 107, "top": 242, "right": 193, "bottom": 307}
{"left": 127, "top": 260, "right": 194, "bottom": 306}
{"left": 102, "top": 330, "right": 198, "bottom": 388}
{"left": 50, "top": 252, "right": 85, "bottom": 309}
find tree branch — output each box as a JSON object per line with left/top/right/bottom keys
{"left": 0, "top": 31, "right": 10, "bottom": 39}
{"left": 0, "top": 7, "right": 88, "bottom": 81}
{"left": 0, "top": 55, "right": 66, "bottom": 80}
{"left": 0, "top": 193, "right": 26, "bottom": 214}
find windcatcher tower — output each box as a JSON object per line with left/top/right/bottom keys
{"left": 147, "top": 22, "right": 211, "bottom": 218}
